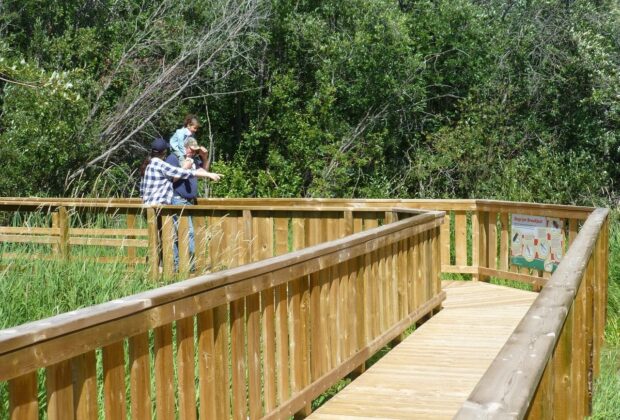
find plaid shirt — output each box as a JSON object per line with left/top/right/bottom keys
{"left": 140, "top": 158, "right": 195, "bottom": 205}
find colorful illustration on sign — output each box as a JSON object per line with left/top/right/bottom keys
{"left": 510, "top": 214, "right": 564, "bottom": 272}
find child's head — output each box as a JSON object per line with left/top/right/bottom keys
{"left": 184, "top": 114, "right": 200, "bottom": 134}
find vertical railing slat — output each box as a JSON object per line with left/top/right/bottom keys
{"left": 72, "top": 350, "right": 98, "bottom": 420}
{"left": 231, "top": 297, "right": 247, "bottom": 420}
{"left": 454, "top": 211, "right": 467, "bottom": 267}
{"left": 552, "top": 303, "right": 573, "bottom": 419}
{"left": 245, "top": 210, "right": 261, "bottom": 419}
{"left": 584, "top": 257, "right": 595, "bottom": 415}
{"left": 47, "top": 360, "right": 74, "bottom": 420}
{"left": 103, "top": 341, "right": 126, "bottom": 420}
{"left": 177, "top": 316, "right": 197, "bottom": 420}
{"left": 9, "top": 372, "right": 38, "bottom": 420}
{"left": 255, "top": 214, "right": 276, "bottom": 412}
{"left": 499, "top": 212, "right": 509, "bottom": 271}
{"left": 208, "top": 213, "right": 223, "bottom": 272}
{"left": 440, "top": 210, "right": 451, "bottom": 267}
{"left": 365, "top": 217, "right": 380, "bottom": 340}
{"left": 178, "top": 215, "right": 191, "bottom": 277}
{"left": 327, "top": 216, "right": 341, "bottom": 368}
{"left": 126, "top": 213, "right": 136, "bottom": 264}
{"left": 154, "top": 325, "right": 174, "bottom": 420}
{"left": 396, "top": 237, "right": 408, "bottom": 337}
{"left": 58, "top": 206, "right": 70, "bottom": 261}
{"left": 307, "top": 216, "right": 323, "bottom": 381}
{"left": 198, "top": 309, "right": 216, "bottom": 420}
{"left": 147, "top": 208, "right": 160, "bottom": 280}
{"left": 569, "top": 218, "right": 579, "bottom": 247}
{"left": 161, "top": 214, "right": 175, "bottom": 278}
{"left": 290, "top": 214, "right": 311, "bottom": 416}
{"left": 488, "top": 211, "right": 497, "bottom": 270}
{"left": 572, "top": 279, "right": 586, "bottom": 417}
{"left": 319, "top": 216, "right": 332, "bottom": 372}
{"left": 214, "top": 304, "right": 231, "bottom": 419}
{"left": 233, "top": 213, "right": 249, "bottom": 420}
{"left": 528, "top": 354, "right": 554, "bottom": 418}
{"left": 194, "top": 215, "right": 208, "bottom": 273}
{"left": 129, "top": 333, "right": 152, "bottom": 420}
{"left": 274, "top": 216, "right": 291, "bottom": 406}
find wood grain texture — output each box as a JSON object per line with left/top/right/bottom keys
{"left": 47, "top": 360, "right": 74, "bottom": 420}
{"left": 456, "top": 208, "right": 608, "bottom": 419}
{"left": 103, "top": 341, "right": 126, "bottom": 420}
{"left": 154, "top": 325, "right": 174, "bottom": 420}
{"left": 308, "top": 281, "right": 536, "bottom": 420}
{"left": 454, "top": 211, "right": 467, "bottom": 266}
{"left": 176, "top": 316, "right": 197, "bottom": 420}
{"left": 197, "top": 309, "right": 216, "bottom": 420}
{"left": 129, "top": 333, "right": 151, "bottom": 420}
{"left": 9, "top": 372, "right": 38, "bottom": 420}
{"left": 72, "top": 351, "right": 98, "bottom": 420}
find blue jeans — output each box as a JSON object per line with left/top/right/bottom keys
{"left": 171, "top": 196, "right": 195, "bottom": 271}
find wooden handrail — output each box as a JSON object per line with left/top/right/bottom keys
{"left": 0, "top": 197, "right": 596, "bottom": 284}
{"left": 1, "top": 204, "right": 446, "bottom": 420}
{"left": 0, "top": 197, "right": 594, "bottom": 217}
{"left": 0, "top": 210, "right": 443, "bottom": 373}
{"left": 0, "top": 197, "right": 608, "bottom": 419}
{"left": 455, "top": 207, "right": 609, "bottom": 419}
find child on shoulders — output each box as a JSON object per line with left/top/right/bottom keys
{"left": 169, "top": 114, "right": 200, "bottom": 161}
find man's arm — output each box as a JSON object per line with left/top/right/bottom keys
{"left": 196, "top": 146, "right": 210, "bottom": 171}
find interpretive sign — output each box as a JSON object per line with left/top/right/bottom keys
{"left": 510, "top": 214, "right": 564, "bottom": 273}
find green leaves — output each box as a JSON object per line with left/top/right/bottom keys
{"left": 0, "top": 0, "right": 618, "bottom": 205}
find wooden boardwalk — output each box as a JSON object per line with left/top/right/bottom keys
{"left": 308, "top": 280, "right": 538, "bottom": 419}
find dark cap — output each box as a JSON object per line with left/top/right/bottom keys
{"left": 151, "top": 137, "right": 169, "bottom": 152}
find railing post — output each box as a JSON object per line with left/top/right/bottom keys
{"left": 440, "top": 210, "right": 451, "bottom": 269}
{"left": 473, "top": 210, "right": 489, "bottom": 281}
{"left": 126, "top": 213, "right": 136, "bottom": 265}
{"left": 147, "top": 207, "right": 160, "bottom": 281}
{"left": 51, "top": 211, "right": 59, "bottom": 255}
{"left": 58, "top": 206, "right": 70, "bottom": 261}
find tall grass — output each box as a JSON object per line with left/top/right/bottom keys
{"left": 0, "top": 243, "right": 178, "bottom": 418}
{"left": 0, "top": 257, "right": 155, "bottom": 330}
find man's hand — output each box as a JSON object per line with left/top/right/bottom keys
{"left": 195, "top": 168, "right": 222, "bottom": 182}
{"left": 206, "top": 172, "right": 221, "bottom": 182}
{"left": 182, "top": 158, "right": 193, "bottom": 169}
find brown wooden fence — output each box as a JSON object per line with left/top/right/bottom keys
{"left": 0, "top": 198, "right": 608, "bottom": 419}
{"left": 0, "top": 200, "right": 445, "bottom": 419}
{"left": 455, "top": 207, "right": 609, "bottom": 419}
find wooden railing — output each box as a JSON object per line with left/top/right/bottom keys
{"left": 0, "top": 201, "right": 149, "bottom": 266}
{"left": 0, "top": 198, "right": 607, "bottom": 419}
{"left": 0, "top": 202, "right": 445, "bottom": 419}
{"left": 455, "top": 207, "right": 609, "bottom": 419}
{"left": 0, "top": 198, "right": 594, "bottom": 284}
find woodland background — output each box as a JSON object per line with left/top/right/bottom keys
{"left": 0, "top": 0, "right": 618, "bottom": 204}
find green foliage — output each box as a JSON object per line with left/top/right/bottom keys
{"left": 0, "top": 52, "right": 91, "bottom": 195}
{"left": 0, "top": 0, "right": 618, "bottom": 203}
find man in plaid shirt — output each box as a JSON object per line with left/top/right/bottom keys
{"left": 140, "top": 137, "right": 221, "bottom": 204}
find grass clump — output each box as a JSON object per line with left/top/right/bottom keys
{"left": 0, "top": 251, "right": 155, "bottom": 330}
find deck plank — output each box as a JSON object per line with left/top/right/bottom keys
{"left": 308, "top": 281, "right": 537, "bottom": 419}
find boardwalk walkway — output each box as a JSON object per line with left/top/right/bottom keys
{"left": 308, "top": 280, "right": 538, "bottom": 419}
